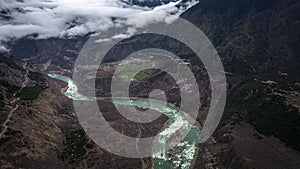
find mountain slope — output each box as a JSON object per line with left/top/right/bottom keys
{"left": 182, "top": 0, "right": 300, "bottom": 168}
{"left": 0, "top": 54, "right": 72, "bottom": 168}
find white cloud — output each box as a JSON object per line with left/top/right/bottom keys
{"left": 0, "top": 45, "right": 9, "bottom": 53}
{"left": 0, "top": 0, "right": 199, "bottom": 49}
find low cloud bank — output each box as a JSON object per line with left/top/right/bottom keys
{"left": 0, "top": 0, "right": 198, "bottom": 51}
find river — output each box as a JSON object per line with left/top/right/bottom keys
{"left": 48, "top": 73, "right": 200, "bottom": 169}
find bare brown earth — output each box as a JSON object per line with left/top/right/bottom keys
{"left": 283, "top": 92, "right": 300, "bottom": 112}
{"left": 0, "top": 55, "right": 72, "bottom": 168}
{"left": 0, "top": 55, "right": 156, "bottom": 168}
{"left": 193, "top": 120, "right": 300, "bottom": 169}
{"left": 232, "top": 122, "right": 300, "bottom": 169}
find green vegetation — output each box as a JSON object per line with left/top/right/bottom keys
{"left": 18, "top": 85, "right": 44, "bottom": 100}
{"left": 133, "top": 69, "right": 153, "bottom": 82}
{"left": 0, "top": 80, "right": 20, "bottom": 95}
{"left": 28, "top": 71, "right": 45, "bottom": 82}
{"left": 93, "top": 76, "right": 112, "bottom": 84}
{"left": 223, "top": 76, "right": 264, "bottom": 119}
{"left": 58, "top": 129, "right": 93, "bottom": 163}
{"left": 0, "top": 94, "right": 4, "bottom": 108}
{"left": 0, "top": 128, "right": 21, "bottom": 146}
{"left": 0, "top": 137, "right": 10, "bottom": 146}
{"left": 223, "top": 75, "right": 300, "bottom": 151}
{"left": 116, "top": 63, "right": 153, "bottom": 82}
{"left": 247, "top": 96, "right": 300, "bottom": 151}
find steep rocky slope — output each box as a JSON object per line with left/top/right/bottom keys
{"left": 181, "top": 0, "right": 300, "bottom": 168}
{"left": 0, "top": 54, "right": 156, "bottom": 168}
{"left": 0, "top": 54, "right": 73, "bottom": 168}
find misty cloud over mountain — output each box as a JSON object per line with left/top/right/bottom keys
{"left": 0, "top": 0, "right": 198, "bottom": 52}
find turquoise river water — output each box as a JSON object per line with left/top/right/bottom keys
{"left": 48, "top": 73, "right": 200, "bottom": 169}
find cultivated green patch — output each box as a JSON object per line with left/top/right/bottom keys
{"left": 116, "top": 63, "right": 153, "bottom": 82}
{"left": 133, "top": 69, "right": 153, "bottom": 82}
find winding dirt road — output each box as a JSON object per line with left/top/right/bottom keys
{"left": 0, "top": 62, "right": 28, "bottom": 139}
